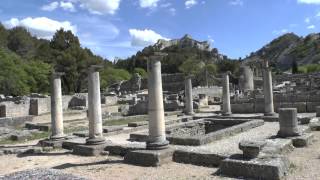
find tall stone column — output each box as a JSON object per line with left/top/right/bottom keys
{"left": 86, "top": 65, "right": 105, "bottom": 145}
{"left": 239, "top": 65, "right": 254, "bottom": 93}
{"left": 263, "top": 60, "right": 275, "bottom": 116}
{"left": 222, "top": 72, "right": 232, "bottom": 116}
{"left": 51, "top": 72, "right": 65, "bottom": 140}
{"left": 147, "top": 52, "right": 169, "bottom": 150}
{"left": 184, "top": 76, "right": 194, "bottom": 115}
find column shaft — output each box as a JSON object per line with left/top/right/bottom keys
{"left": 87, "top": 66, "right": 105, "bottom": 145}
{"left": 147, "top": 55, "right": 169, "bottom": 150}
{"left": 185, "top": 76, "right": 194, "bottom": 115}
{"left": 51, "top": 73, "right": 65, "bottom": 139}
{"left": 222, "top": 73, "right": 232, "bottom": 116}
{"left": 263, "top": 61, "right": 275, "bottom": 116}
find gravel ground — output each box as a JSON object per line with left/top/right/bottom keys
{"left": 175, "top": 122, "right": 279, "bottom": 155}
{"left": 0, "top": 168, "right": 87, "bottom": 180}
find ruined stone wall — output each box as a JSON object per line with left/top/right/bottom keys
{"left": 231, "top": 93, "right": 320, "bottom": 113}
{"left": 192, "top": 86, "right": 222, "bottom": 98}
{"left": 0, "top": 100, "right": 30, "bottom": 118}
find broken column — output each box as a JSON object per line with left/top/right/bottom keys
{"left": 50, "top": 72, "right": 66, "bottom": 140}
{"left": 184, "top": 76, "right": 194, "bottom": 115}
{"left": 239, "top": 65, "right": 254, "bottom": 93}
{"left": 222, "top": 72, "right": 232, "bottom": 116}
{"left": 278, "top": 108, "right": 300, "bottom": 137}
{"left": 263, "top": 60, "right": 275, "bottom": 116}
{"left": 86, "top": 65, "right": 105, "bottom": 145}
{"left": 146, "top": 52, "right": 169, "bottom": 150}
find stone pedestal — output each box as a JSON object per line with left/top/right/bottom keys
{"left": 278, "top": 108, "right": 300, "bottom": 137}
{"left": 146, "top": 53, "right": 169, "bottom": 150}
{"left": 263, "top": 60, "right": 276, "bottom": 116}
{"left": 50, "top": 72, "right": 66, "bottom": 140}
{"left": 184, "top": 76, "right": 194, "bottom": 115}
{"left": 222, "top": 73, "right": 232, "bottom": 116}
{"left": 86, "top": 65, "right": 105, "bottom": 145}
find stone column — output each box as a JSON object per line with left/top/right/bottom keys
{"left": 263, "top": 60, "right": 275, "bottom": 116}
{"left": 86, "top": 65, "right": 105, "bottom": 145}
{"left": 278, "top": 108, "right": 299, "bottom": 137}
{"left": 147, "top": 52, "right": 169, "bottom": 150}
{"left": 222, "top": 72, "right": 232, "bottom": 116}
{"left": 316, "top": 106, "right": 320, "bottom": 117}
{"left": 184, "top": 76, "right": 194, "bottom": 115}
{"left": 50, "top": 72, "right": 65, "bottom": 140}
{"left": 239, "top": 65, "right": 254, "bottom": 93}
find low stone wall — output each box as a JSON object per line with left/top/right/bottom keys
{"left": 0, "top": 101, "right": 30, "bottom": 118}
{"left": 192, "top": 86, "right": 222, "bottom": 98}
{"left": 231, "top": 94, "right": 320, "bottom": 113}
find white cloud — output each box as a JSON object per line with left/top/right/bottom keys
{"left": 139, "top": 0, "right": 160, "bottom": 8}
{"left": 129, "top": 29, "right": 169, "bottom": 47}
{"left": 169, "top": 8, "right": 176, "bottom": 16}
{"left": 307, "top": 25, "right": 316, "bottom": 29}
{"left": 79, "top": 0, "right": 121, "bottom": 15}
{"left": 185, "top": 0, "right": 198, "bottom": 9}
{"left": 3, "top": 17, "right": 77, "bottom": 40}
{"left": 60, "top": 1, "right": 76, "bottom": 12}
{"left": 229, "top": 0, "right": 244, "bottom": 6}
{"left": 297, "top": 0, "right": 320, "bottom": 4}
{"left": 41, "top": 1, "right": 59, "bottom": 11}
{"left": 305, "top": 17, "right": 311, "bottom": 23}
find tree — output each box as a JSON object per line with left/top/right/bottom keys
{"left": 7, "top": 27, "right": 35, "bottom": 57}
{"left": 133, "top": 67, "right": 147, "bottom": 78}
{"left": 0, "top": 23, "right": 8, "bottom": 48}
{"left": 178, "top": 57, "right": 204, "bottom": 76}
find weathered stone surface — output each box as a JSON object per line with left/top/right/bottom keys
{"left": 291, "top": 133, "right": 314, "bottom": 147}
{"left": 278, "top": 108, "right": 300, "bottom": 137}
{"left": 261, "top": 139, "right": 294, "bottom": 155}
{"left": 219, "top": 155, "right": 289, "bottom": 180}
{"left": 128, "top": 121, "right": 148, "bottom": 127}
{"left": 105, "top": 143, "right": 145, "bottom": 156}
{"left": 239, "top": 140, "right": 266, "bottom": 159}
{"left": 316, "top": 106, "right": 320, "bottom": 117}
{"left": 10, "top": 131, "right": 33, "bottom": 141}
{"left": 124, "top": 148, "right": 174, "bottom": 167}
{"left": 72, "top": 143, "right": 109, "bottom": 156}
{"left": 102, "top": 126, "right": 124, "bottom": 133}
{"left": 309, "top": 121, "right": 320, "bottom": 131}
{"left": 173, "top": 150, "right": 227, "bottom": 167}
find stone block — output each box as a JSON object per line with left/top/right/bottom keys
{"left": 103, "top": 126, "right": 124, "bottom": 133}
{"left": 105, "top": 144, "right": 145, "bottom": 156}
{"left": 239, "top": 140, "right": 266, "bottom": 159}
{"left": 291, "top": 133, "right": 314, "bottom": 147}
{"left": 173, "top": 150, "right": 226, "bottom": 167}
{"left": 72, "top": 143, "right": 109, "bottom": 156}
{"left": 261, "top": 139, "right": 294, "bottom": 155}
{"left": 128, "top": 121, "right": 148, "bottom": 127}
{"left": 309, "top": 122, "right": 320, "bottom": 131}
{"left": 278, "top": 108, "right": 299, "bottom": 138}
{"left": 231, "top": 103, "right": 254, "bottom": 114}
{"left": 219, "top": 155, "right": 289, "bottom": 180}
{"left": 307, "top": 102, "right": 320, "bottom": 112}
{"left": 124, "top": 148, "right": 174, "bottom": 167}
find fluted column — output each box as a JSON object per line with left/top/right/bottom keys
{"left": 86, "top": 65, "right": 105, "bottom": 145}
{"left": 50, "top": 72, "right": 65, "bottom": 140}
{"left": 147, "top": 52, "right": 169, "bottom": 150}
{"left": 184, "top": 76, "right": 194, "bottom": 115}
{"left": 222, "top": 72, "right": 232, "bottom": 116}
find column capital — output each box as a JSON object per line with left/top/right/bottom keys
{"left": 52, "top": 72, "right": 65, "bottom": 78}
{"left": 89, "top": 65, "right": 103, "bottom": 72}
{"left": 149, "top": 52, "right": 168, "bottom": 61}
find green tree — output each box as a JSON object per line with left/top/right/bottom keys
{"left": 133, "top": 67, "right": 147, "bottom": 78}
{"left": 7, "top": 27, "right": 35, "bottom": 57}
{"left": 292, "top": 60, "right": 298, "bottom": 74}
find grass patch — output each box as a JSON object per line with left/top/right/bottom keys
{"left": 64, "top": 126, "right": 88, "bottom": 134}
{"left": 0, "top": 131, "right": 50, "bottom": 145}
{"left": 103, "top": 116, "right": 148, "bottom": 126}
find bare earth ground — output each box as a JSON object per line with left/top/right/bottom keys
{"left": 0, "top": 132, "right": 319, "bottom": 179}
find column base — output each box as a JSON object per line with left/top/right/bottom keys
{"left": 50, "top": 134, "right": 67, "bottom": 141}
{"left": 146, "top": 140, "right": 169, "bottom": 150}
{"left": 86, "top": 137, "right": 106, "bottom": 145}
{"left": 184, "top": 111, "right": 195, "bottom": 116}
{"left": 264, "top": 112, "right": 277, "bottom": 117}
{"left": 222, "top": 112, "right": 232, "bottom": 116}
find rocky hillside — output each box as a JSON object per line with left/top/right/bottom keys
{"left": 116, "top": 34, "right": 232, "bottom": 74}
{"left": 244, "top": 33, "right": 320, "bottom": 70}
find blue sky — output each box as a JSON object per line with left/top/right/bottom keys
{"left": 0, "top": 0, "right": 320, "bottom": 60}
